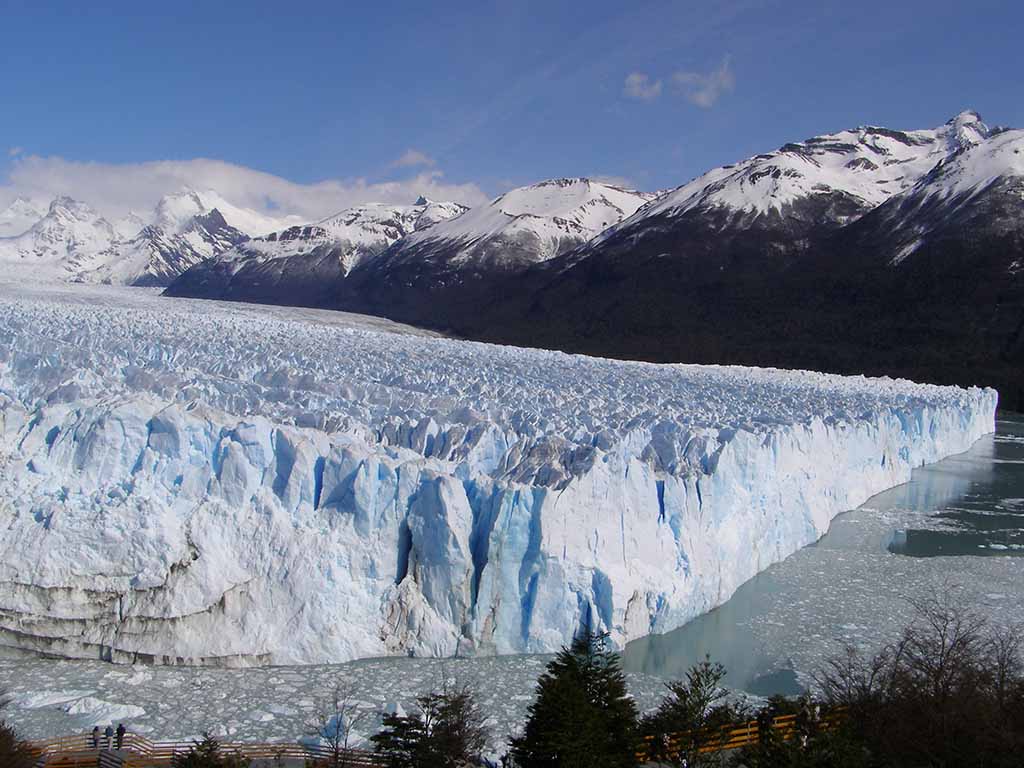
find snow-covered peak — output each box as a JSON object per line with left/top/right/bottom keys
{"left": 0, "top": 196, "right": 47, "bottom": 237}
{"left": 45, "top": 195, "right": 104, "bottom": 223}
{"left": 0, "top": 196, "right": 121, "bottom": 280}
{"left": 916, "top": 127, "right": 1024, "bottom": 198}
{"left": 211, "top": 198, "right": 468, "bottom": 277}
{"left": 153, "top": 191, "right": 208, "bottom": 234}
{"left": 397, "top": 178, "right": 655, "bottom": 264}
{"left": 314, "top": 199, "right": 466, "bottom": 243}
{"left": 112, "top": 211, "right": 147, "bottom": 240}
{"left": 25, "top": 196, "right": 117, "bottom": 249}
{"left": 943, "top": 109, "right": 990, "bottom": 151}
{"left": 154, "top": 189, "right": 302, "bottom": 238}
{"left": 412, "top": 199, "right": 469, "bottom": 230}
{"left": 637, "top": 113, "right": 996, "bottom": 225}
{"left": 492, "top": 178, "right": 652, "bottom": 225}
{"left": 0, "top": 192, "right": 252, "bottom": 286}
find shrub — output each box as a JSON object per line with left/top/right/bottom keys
{"left": 812, "top": 591, "right": 1024, "bottom": 767}
{"left": 171, "top": 733, "right": 252, "bottom": 768}
{"left": 372, "top": 681, "right": 488, "bottom": 767}
{"left": 640, "top": 656, "right": 747, "bottom": 766}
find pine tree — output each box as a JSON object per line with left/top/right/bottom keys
{"left": 509, "top": 632, "right": 638, "bottom": 768}
{"left": 0, "top": 692, "right": 38, "bottom": 768}
{"left": 0, "top": 721, "right": 35, "bottom": 768}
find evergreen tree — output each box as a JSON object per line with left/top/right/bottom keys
{"left": 0, "top": 720, "right": 35, "bottom": 768}
{"left": 0, "top": 692, "right": 37, "bottom": 768}
{"left": 509, "top": 632, "right": 638, "bottom": 768}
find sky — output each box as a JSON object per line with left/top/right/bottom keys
{"left": 1, "top": 0, "right": 1022, "bottom": 222}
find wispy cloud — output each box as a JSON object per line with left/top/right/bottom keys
{"left": 389, "top": 148, "right": 436, "bottom": 170}
{"left": 0, "top": 155, "right": 488, "bottom": 224}
{"left": 623, "top": 72, "right": 663, "bottom": 102}
{"left": 671, "top": 56, "right": 735, "bottom": 108}
{"left": 590, "top": 174, "right": 640, "bottom": 190}
{"left": 623, "top": 57, "right": 735, "bottom": 108}
{"left": 7, "top": 147, "right": 24, "bottom": 158}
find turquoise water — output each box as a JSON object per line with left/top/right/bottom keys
{"left": 623, "top": 414, "right": 1024, "bottom": 696}
{"left": 3, "top": 417, "right": 1020, "bottom": 744}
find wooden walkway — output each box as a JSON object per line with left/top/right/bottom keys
{"left": 29, "top": 733, "right": 385, "bottom": 767}
{"left": 31, "top": 708, "right": 843, "bottom": 766}
{"left": 636, "top": 708, "right": 845, "bottom": 762}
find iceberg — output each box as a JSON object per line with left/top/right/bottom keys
{"left": 0, "top": 282, "right": 997, "bottom": 665}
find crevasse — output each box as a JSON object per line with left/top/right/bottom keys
{"left": 0, "top": 284, "right": 998, "bottom": 665}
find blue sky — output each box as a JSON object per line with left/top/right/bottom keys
{"left": 1, "top": 0, "right": 1021, "bottom": 218}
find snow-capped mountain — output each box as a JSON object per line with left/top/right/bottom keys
{"left": 854, "top": 123, "right": 1024, "bottom": 266}
{"left": 0, "top": 191, "right": 276, "bottom": 286}
{"left": 90, "top": 210, "right": 248, "bottom": 287}
{"left": 164, "top": 197, "right": 468, "bottom": 304}
{"left": 331, "top": 178, "right": 656, "bottom": 322}
{"left": 376, "top": 178, "right": 656, "bottom": 270}
{"left": 0, "top": 196, "right": 48, "bottom": 237}
{"left": 0, "top": 196, "right": 122, "bottom": 280}
{"left": 626, "top": 110, "right": 990, "bottom": 231}
{"left": 444, "top": 111, "right": 1024, "bottom": 411}
{"left": 233, "top": 197, "right": 468, "bottom": 273}
{"left": 153, "top": 189, "right": 302, "bottom": 238}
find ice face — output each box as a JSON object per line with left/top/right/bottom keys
{"left": 0, "top": 282, "right": 997, "bottom": 664}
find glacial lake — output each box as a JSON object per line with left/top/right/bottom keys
{"left": 622, "top": 412, "right": 1024, "bottom": 695}
{"left": 2, "top": 413, "right": 1022, "bottom": 748}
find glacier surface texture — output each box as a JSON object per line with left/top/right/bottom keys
{"left": 0, "top": 283, "right": 997, "bottom": 665}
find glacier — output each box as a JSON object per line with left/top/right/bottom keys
{"left": 0, "top": 281, "right": 997, "bottom": 665}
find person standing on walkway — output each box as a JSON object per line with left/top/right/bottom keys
{"left": 104, "top": 724, "right": 113, "bottom": 749}
{"left": 90, "top": 726, "right": 100, "bottom": 749}
{"left": 115, "top": 723, "right": 126, "bottom": 750}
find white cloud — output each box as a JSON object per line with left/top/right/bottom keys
{"left": 0, "top": 155, "right": 488, "bottom": 224}
{"left": 389, "top": 149, "right": 436, "bottom": 169}
{"left": 623, "top": 72, "right": 663, "bottom": 102}
{"left": 671, "top": 56, "right": 735, "bottom": 108}
{"left": 7, "top": 147, "right": 24, "bottom": 158}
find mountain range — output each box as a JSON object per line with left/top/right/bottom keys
{"left": 4, "top": 110, "right": 1022, "bottom": 409}
{"left": 453, "top": 111, "right": 1024, "bottom": 409}
{"left": 0, "top": 190, "right": 294, "bottom": 286}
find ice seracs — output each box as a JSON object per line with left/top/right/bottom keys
{"left": 0, "top": 282, "right": 997, "bottom": 665}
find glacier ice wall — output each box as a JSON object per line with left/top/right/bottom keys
{"left": 0, "top": 283, "right": 998, "bottom": 665}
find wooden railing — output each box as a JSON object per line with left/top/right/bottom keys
{"left": 32, "top": 709, "right": 844, "bottom": 766}
{"left": 636, "top": 708, "right": 845, "bottom": 762}
{"left": 30, "top": 732, "right": 386, "bottom": 767}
